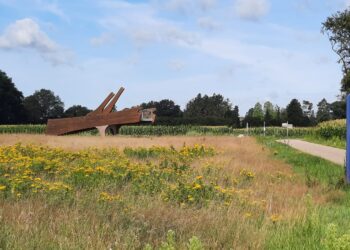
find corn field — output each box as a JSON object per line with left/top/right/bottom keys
{"left": 119, "top": 125, "right": 314, "bottom": 137}
{"left": 0, "top": 120, "right": 345, "bottom": 139}
{"left": 0, "top": 125, "right": 46, "bottom": 134}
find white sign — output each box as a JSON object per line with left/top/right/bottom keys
{"left": 282, "top": 123, "right": 293, "bottom": 129}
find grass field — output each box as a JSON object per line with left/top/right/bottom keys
{"left": 0, "top": 135, "right": 349, "bottom": 249}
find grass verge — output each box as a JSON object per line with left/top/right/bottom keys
{"left": 301, "top": 136, "right": 346, "bottom": 150}
{"left": 259, "top": 137, "right": 350, "bottom": 250}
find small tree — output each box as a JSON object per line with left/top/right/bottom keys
{"left": 23, "top": 89, "right": 64, "bottom": 124}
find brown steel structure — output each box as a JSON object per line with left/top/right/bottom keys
{"left": 46, "top": 87, "right": 156, "bottom": 136}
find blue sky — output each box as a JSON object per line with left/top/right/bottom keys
{"left": 0, "top": 0, "right": 349, "bottom": 114}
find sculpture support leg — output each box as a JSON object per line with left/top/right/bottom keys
{"left": 96, "top": 125, "right": 108, "bottom": 137}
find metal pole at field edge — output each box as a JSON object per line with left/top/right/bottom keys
{"left": 346, "top": 95, "right": 350, "bottom": 183}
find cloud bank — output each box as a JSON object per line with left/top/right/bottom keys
{"left": 0, "top": 18, "right": 72, "bottom": 65}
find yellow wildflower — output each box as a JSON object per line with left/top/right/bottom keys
{"left": 193, "top": 183, "right": 202, "bottom": 190}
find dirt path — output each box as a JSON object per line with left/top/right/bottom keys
{"left": 277, "top": 139, "right": 345, "bottom": 166}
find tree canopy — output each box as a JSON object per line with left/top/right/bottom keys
{"left": 141, "top": 99, "right": 182, "bottom": 117}
{"left": 184, "top": 93, "right": 232, "bottom": 118}
{"left": 0, "top": 70, "right": 26, "bottom": 124}
{"left": 23, "top": 89, "right": 64, "bottom": 124}
{"left": 286, "top": 99, "right": 304, "bottom": 126}
{"left": 322, "top": 9, "right": 350, "bottom": 94}
{"left": 64, "top": 105, "right": 91, "bottom": 118}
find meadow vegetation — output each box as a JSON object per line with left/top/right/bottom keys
{"left": 0, "top": 135, "right": 348, "bottom": 249}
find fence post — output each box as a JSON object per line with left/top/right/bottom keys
{"left": 346, "top": 95, "right": 350, "bottom": 183}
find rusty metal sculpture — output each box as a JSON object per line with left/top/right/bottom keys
{"left": 46, "top": 87, "right": 156, "bottom": 136}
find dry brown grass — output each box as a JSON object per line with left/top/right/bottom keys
{"left": 0, "top": 134, "right": 328, "bottom": 249}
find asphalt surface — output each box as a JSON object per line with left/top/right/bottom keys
{"left": 277, "top": 139, "right": 345, "bottom": 166}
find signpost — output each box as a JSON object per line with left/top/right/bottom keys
{"left": 282, "top": 122, "right": 293, "bottom": 139}
{"left": 346, "top": 95, "right": 350, "bottom": 183}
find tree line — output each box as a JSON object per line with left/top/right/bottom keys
{"left": 0, "top": 70, "right": 91, "bottom": 124}
{"left": 0, "top": 69, "right": 346, "bottom": 127}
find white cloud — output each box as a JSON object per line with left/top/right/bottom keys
{"left": 345, "top": 0, "right": 350, "bottom": 7}
{"left": 100, "top": 2, "right": 200, "bottom": 47}
{"left": 234, "top": 0, "right": 270, "bottom": 21}
{"left": 90, "top": 33, "right": 115, "bottom": 46}
{"left": 0, "top": 18, "right": 72, "bottom": 65}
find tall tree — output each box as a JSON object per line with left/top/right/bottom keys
{"left": 231, "top": 105, "right": 240, "bottom": 128}
{"left": 322, "top": 9, "right": 350, "bottom": 95}
{"left": 286, "top": 99, "right": 304, "bottom": 126}
{"left": 64, "top": 105, "right": 91, "bottom": 118}
{"left": 316, "top": 98, "right": 332, "bottom": 123}
{"left": 263, "top": 101, "right": 275, "bottom": 126}
{"left": 0, "top": 70, "right": 26, "bottom": 124}
{"left": 273, "top": 106, "right": 282, "bottom": 126}
{"left": 23, "top": 89, "right": 64, "bottom": 124}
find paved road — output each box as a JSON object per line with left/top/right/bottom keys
{"left": 277, "top": 139, "right": 345, "bottom": 166}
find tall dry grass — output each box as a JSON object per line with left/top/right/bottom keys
{"left": 0, "top": 135, "right": 330, "bottom": 249}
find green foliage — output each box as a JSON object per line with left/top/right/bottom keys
{"left": 0, "top": 69, "right": 26, "bottom": 124}
{"left": 0, "top": 124, "right": 316, "bottom": 137}
{"left": 323, "top": 224, "right": 350, "bottom": 250}
{"left": 303, "top": 135, "right": 346, "bottom": 149}
{"left": 64, "top": 105, "right": 91, "bottom": 117}
{"left": 187, "top": 236, "right": 204, "bottom": 250}
{"left": 317, "top": 98, "right": 332, "bottom": 123}
{"left": 141, "top": 99, "right": 182, "bottom": 117}
{"left": 144, "top": 230, "right": 204, "bottom": 250}
{"left": 119, "top": 125, "right": 314, "bottom": 137}
{"left": 259, "top": 137, "right": 343, "bottom": 185}
{"left": 0, "top": 124, "right": 46, "bottom": 134}
{"left": 252, "top": 102, "right": 264, "bottom": 121}
{"left": 286, "top": 99, "right": 304, "bottom": 126}
{"left": 23, "top": 89, "right": 64, "bottom": 123}
{"left": 159, "top": 230, "right": 176, "bottom": 250}
{"left": 331, "top": 100, "right": 346, "bottom": 119}
{"left": 184, "top": 93, "right": 234, "bottom": 121}
{"left": 316, "top": 119, "right": 346, "bottom": 139}
{"left": 322, "top": 9, "right": 350, "bottom": 94}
